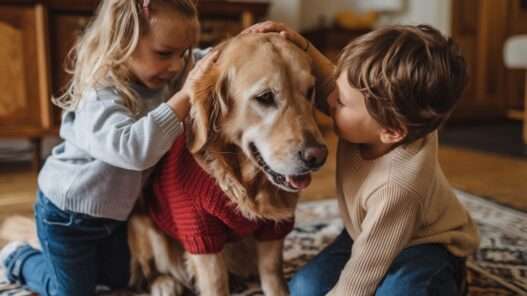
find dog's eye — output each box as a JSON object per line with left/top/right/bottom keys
{"left": 255, "top": 91, "right": 275, "bottom": 107}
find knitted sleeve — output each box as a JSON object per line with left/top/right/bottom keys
{"left": 333, "top": 183, "right": 421, "bottom": 296}
{"left": 72, "top": 90, "right": 183, "bottom": 171}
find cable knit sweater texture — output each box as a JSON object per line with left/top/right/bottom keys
{"left": 149, "top": 136, "right": 294, "bottom": 254}
{"left": 332, "top": 132, "right": 480, "bottom": 296}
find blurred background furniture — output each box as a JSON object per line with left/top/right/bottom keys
{"left": 450, "top": 0, "right": 527, "bottom": 121}
{"left": 0, "top": 0, "right": 270, "bottom": 169}
{"left": 0, "top": 3, "right": 51, "bottom": 168}
{"left": 504, "top": 35, "right": 527, "bottom": 152}
{"left": 3, "top": 0, "right": 527, "bottom": 167}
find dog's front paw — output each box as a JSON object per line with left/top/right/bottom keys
{"left": 150, "top": 275, "right": 184, "bottom": 296}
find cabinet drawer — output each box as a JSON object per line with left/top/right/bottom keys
{"left": 0, "top": 5, "right": 47, "bottom": 135}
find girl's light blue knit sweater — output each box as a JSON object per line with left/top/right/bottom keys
{"left": 38, "top": 49, "right": 209, "bottom": 221}
{"left": 38, "top": 83, "right": 183, "bottom": 221}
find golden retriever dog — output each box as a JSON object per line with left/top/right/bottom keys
{"left": 128, "top": 33, "right": 328, "bottom": 296}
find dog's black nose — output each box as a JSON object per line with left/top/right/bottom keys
{"left": 300, "top": 144, "right": 328, "bottom": 169}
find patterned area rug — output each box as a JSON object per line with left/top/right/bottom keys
{"left": 1, "top": 190, "right": 526, "bottom": 296}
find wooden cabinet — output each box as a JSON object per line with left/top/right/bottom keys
{"left": 199, "top": 1, "right": 269, "bottom": 46}
{"left": 503, "top": 0, "right": 527, "bottom": 117}
{"left": 0, "top": 4, "right": 51, "bottom": 135}
{"left": 450, "top": 0, "right": 527, "bottom": 121}
{"left": 0, "top": 3, "right": 51, "bottom": 166}
{"left": 0, "top": 0, "right": 269, "bottom": 168}
{"left": 450, "top": 0, "right": 509, "bottom": 120}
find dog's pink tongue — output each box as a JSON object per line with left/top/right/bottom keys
{"left": 288, "top": 174, "right": 312, "bottom": 190}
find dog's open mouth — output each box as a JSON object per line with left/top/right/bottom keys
{"left": 249, "top": 143, "right": 312, "bottom": 191}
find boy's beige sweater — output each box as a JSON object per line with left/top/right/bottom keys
{"left": 331, "top": 132, "right": 479, "bottom": 296}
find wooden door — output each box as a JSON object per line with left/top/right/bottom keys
{"left": 450, "top": 0, "right": 509, "bottom": 120}
{"left": 0, "top": 4, "right": 51, "bottom": 137}
{"left": 504, "top": 0, "right": 527, "bottom": 118}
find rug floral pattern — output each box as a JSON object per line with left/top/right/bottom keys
{"left": 1, "top": 191, "right": 526, "bottom": 296}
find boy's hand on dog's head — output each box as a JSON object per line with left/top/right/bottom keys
{"left": 242, "top": 21, "right": 310, "bottom": 53}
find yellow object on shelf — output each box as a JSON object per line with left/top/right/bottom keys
{"left": 335, "top": 10, "right": 378, "bottom": 30}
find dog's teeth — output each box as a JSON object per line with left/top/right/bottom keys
{"left": 251, "top": 143, "right": 289, "bottom": 186}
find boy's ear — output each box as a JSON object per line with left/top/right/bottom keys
{"left": 379, "top": 127, "right": 407, "bottom": 144}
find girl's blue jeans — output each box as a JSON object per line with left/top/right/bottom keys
{"left": 4, "top": 191, "right": 130, "bottom": 296}
{"left": 289, "top": 230, "right": 467, "bottom": 296}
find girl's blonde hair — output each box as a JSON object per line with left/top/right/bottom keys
{"left": 53, "top": 0, "right": 198, "bottom": 114}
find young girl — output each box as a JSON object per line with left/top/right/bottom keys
{"left": 0, "top": 1, "right": 217, "bottom": 295}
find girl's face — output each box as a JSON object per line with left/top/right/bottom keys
{"left": 128, "top": 11, "right": 199, "bottom": 89}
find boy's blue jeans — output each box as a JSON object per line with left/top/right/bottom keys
{"left": 289, "top": 230, "right": 467, "bottom": 296}
{"left": 4, "top": 191, "right": 130, "bottom": 296}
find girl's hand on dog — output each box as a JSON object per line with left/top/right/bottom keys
{"left": 167, "top": 50, "right": 220, "bottom": 120}
{"left": 242, "top": 21, "right": 310, "bottom": 52}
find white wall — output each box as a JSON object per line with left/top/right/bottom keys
{"left": 268, "top": 0, "right": 341, "bottom": 31}
{"left": 297, "top": 0, "right": 348, "bottom": 30}
{"left": 268, "top": 0, "right": 302, "bottom": 30}
{"left": 378, "top": 0, "right": 452, "bottom": 35}
{"left": 267, "top": 0, "right": 452, "bottom": 35}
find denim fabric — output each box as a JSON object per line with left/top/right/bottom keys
{"left": 289, "top": 230, "right": 467, "bottom": 296}
{"left": 3, "top": 191, "right": 130, "bottom": 296}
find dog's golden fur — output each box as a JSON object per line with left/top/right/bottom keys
{"left": 128, "top": 33, "right": 327, "bottom": 296}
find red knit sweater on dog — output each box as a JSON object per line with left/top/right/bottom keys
{"left": 149, "top": 136, "right": 294, "bottom": 254}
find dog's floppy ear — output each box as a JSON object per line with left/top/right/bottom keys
{"left": 187, "top": 65, "right": 230, "bottom": 153}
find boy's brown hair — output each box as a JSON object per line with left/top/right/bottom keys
{"left": 336, "top": 24, "right": 468, "bottom": 144}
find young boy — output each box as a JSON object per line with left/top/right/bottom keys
{"left": 245, "top": 23, "right": 480, "bottom": 295}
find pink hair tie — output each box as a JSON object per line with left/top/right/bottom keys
{"left": 143, "top": 0, "right": 150, "bottom": 18}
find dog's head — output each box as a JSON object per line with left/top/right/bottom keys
{"left": 188, "top": 33, "right": 327, "bottom": 192}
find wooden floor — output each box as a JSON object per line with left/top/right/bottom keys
{"left": 1, "top": 131, "right": 527, "bottom": 223}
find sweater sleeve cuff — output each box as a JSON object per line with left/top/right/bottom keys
{"left": 150, "top": 103, "right": 183, "bottom": 136}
